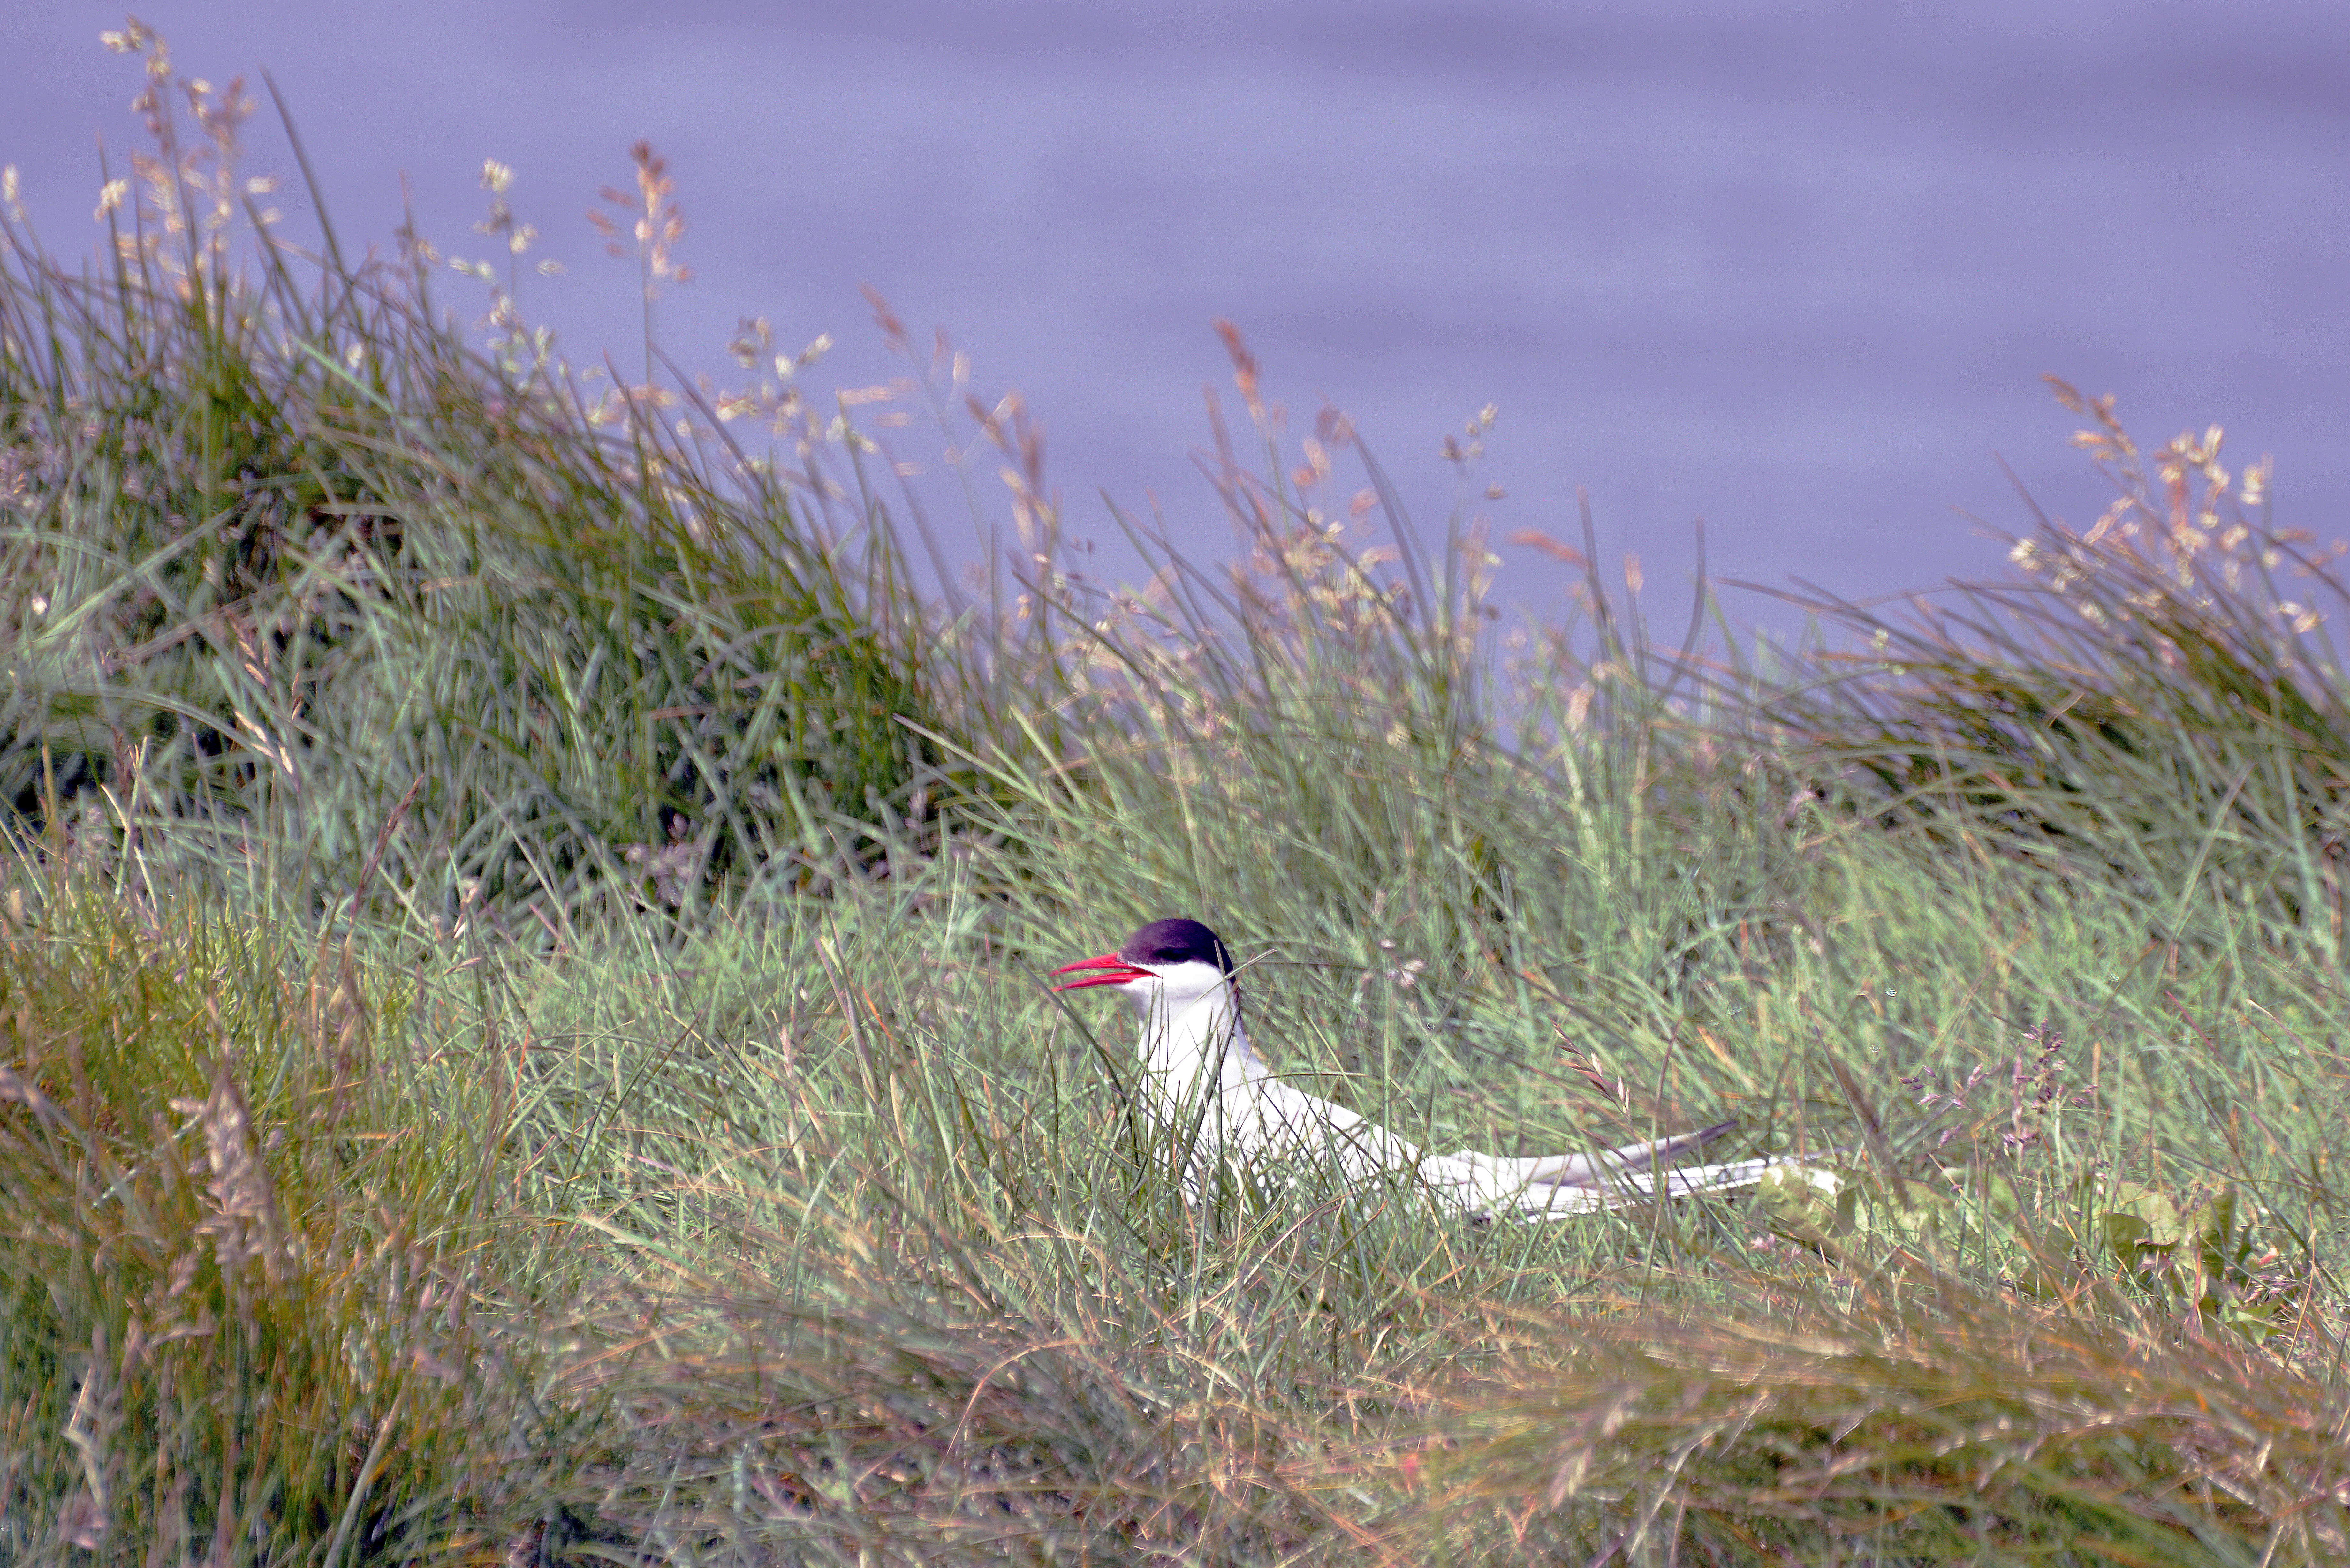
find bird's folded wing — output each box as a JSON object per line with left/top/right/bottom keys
{"left": 1236, "top": 1073, "right": 1832, "bottom": 1223}
{"left": 1472, "top": 1119, "right": 1739, "bottom": 1191}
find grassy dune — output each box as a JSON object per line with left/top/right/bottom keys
{"left": 5, "top": 35, "right": 2349, "bottom": 1566}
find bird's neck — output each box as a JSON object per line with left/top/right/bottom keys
{"left": 1137, "top": 985, "right": 1256, "bottom": 1091}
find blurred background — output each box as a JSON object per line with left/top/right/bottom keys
{"left": 5, "top": 0, "right": 2345, "bottom": 629}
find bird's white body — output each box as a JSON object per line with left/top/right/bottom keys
{"left": 1102, "top": 951, "right": 1822, "bottom": 1222}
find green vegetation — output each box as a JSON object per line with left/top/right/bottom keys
{"left": 4, "top": 34, "right": 2347, "bottom": 1566}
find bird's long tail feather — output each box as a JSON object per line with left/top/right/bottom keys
{"left": 1498, "top": 1119, "right": 1741, "bottom": 1190}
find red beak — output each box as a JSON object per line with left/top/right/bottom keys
{"left": 1052, "top": 953, "right": 1155, "bottom": 991}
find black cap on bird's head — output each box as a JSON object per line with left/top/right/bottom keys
{"left": 1053, "top": 916, "right": 1238, "bottom": 991}
{"left": 1118, "top": 918, "right": 1236, "bottom": 976}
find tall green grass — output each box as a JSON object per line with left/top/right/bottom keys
{"left": 5, "top": 31, "right": 2349, "bottom": 1566}
{"left": 0, "top": 46, "right": 947, "bottom": 942}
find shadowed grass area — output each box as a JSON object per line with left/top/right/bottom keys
{"left": 1409, "top": 1274, "right": 2350, "bottom": 1564}
{"left": 5, "top": 30, "right": 2350, "bottom": 1567}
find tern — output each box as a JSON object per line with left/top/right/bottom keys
{"left": 1054, "top": 917, "right": 1822, "bottom": 1221}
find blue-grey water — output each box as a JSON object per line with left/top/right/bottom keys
{"left": 7, "top": 1, "right": 2346, "bottom": 631}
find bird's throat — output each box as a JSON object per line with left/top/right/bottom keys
{"left": 1136, "top": 990, "right": 1256, "bottom": 1102}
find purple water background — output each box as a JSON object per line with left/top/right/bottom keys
{"left": 6, "top": 2, "right": 2346, "bottom": 637}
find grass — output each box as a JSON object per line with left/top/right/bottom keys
{"left": 4, "top": 30, "right": 2350, "bottom": 1566}
{"left": 0, "top": 53, "right": 946, "bottom": 940}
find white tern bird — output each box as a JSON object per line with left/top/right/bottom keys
{"left": 1054, "top": 917, "right": 1823, "bottom": 1221}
